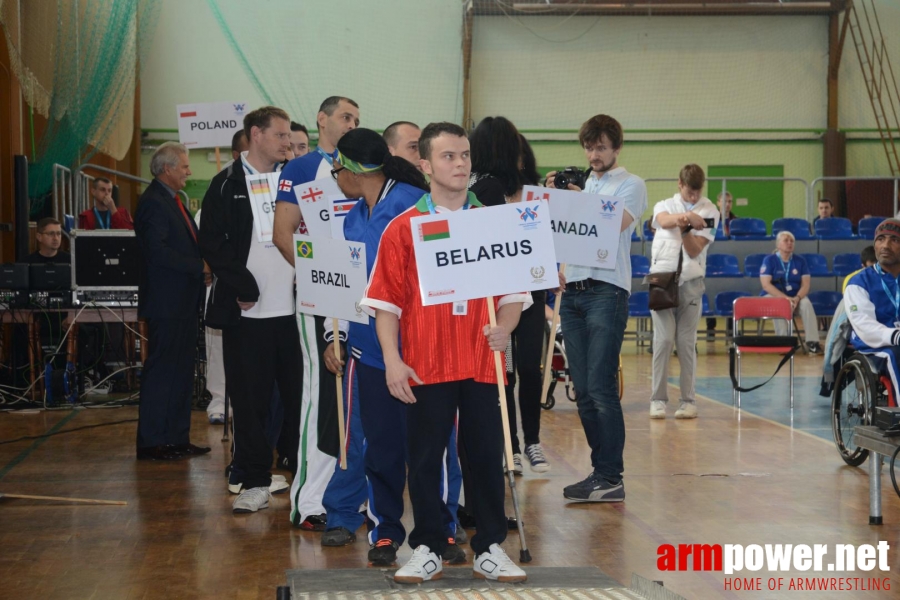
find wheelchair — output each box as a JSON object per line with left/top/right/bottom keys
{"left": 831, "top": 350, "right": 897, "bottom": 466}
{"left": 541, "top": 321, "right": 623, "bottom": 410}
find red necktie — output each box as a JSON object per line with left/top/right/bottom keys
{"left": 176, "top": 198, "right": 197, "bottom": 243}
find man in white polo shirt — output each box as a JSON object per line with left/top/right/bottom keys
{"left": 199, "top": 106, "right": 301, "bottom": 514}
{"left": 546, "top": 114, "right": 647, "bottom": 503}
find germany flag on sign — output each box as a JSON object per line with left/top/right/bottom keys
{"left": 296, "top": 240, "right": 314, "bottom": 259}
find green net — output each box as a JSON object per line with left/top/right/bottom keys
{"left": 0, "top": 0, "right": 161, "bottom": 213}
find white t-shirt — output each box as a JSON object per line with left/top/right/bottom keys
{"left": 241, "top": 152, "right": 295, "bottom": 319}
{"left": 650, "top": 194, "right": 719, "bottom": 283}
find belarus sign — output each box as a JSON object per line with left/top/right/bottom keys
{"left": 176, "top": 101, "right": 248, "bottom": 148}
{"left": 410, "top": 202, "right": 557, "bottom": 306}
{"left": 293, "top": 234, "right": 368, "bottom": 324}
{"left": 246, "top": 173, "right": 279, "bottom": 242}
{"left": 522, "top": 186, "right": 625, "bottom": 269}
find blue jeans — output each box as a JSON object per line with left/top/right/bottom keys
{"left": 559, "top": 281, "right": 629, "bottom": 482}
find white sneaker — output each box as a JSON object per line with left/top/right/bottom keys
{"left": 394, "top": 545, "right": 442, "bottom": 583}
{"left": 232, "top": 487, "right": 270, "bottom": 513}
{"left": 86, "top": 382, "right": 110, "bottom": 395}
{"left": 228, "top": 474, "right": 289, "bottom": 495}
{"left": 473, "top": 543, "right": 527, "bottom": 583}
{"left": 524, "top": 443, "right": 550, "bottom": 473}
{"left": 512, "top": 453, "right": 524, "bottom": 476}
{"left": 674, "top": 401, "right": 698, "bottom": 419}
{"left": 649, "top": 400, "right": 667, "bottom": 419}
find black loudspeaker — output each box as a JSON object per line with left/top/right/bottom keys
{"left": 14, "top": 155, "right": 29, "bottom": 262}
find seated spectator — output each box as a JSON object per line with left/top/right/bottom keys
{"left": 717, "top": 191, "right": 737, "bottom": 236}
{"left": 842, "top": 246, "right": 877, "bottom": 292}
{"left": 27, "top": 217, "right": 70, "bottom": 264}
{"left": 812, "top": 198, "right": 834, "bottom": 231}
{"left": 78, "top": 177, "right": 134, "bottom": 230}
{"left": 760, "top": 231, "right": 822, "bottom": 354}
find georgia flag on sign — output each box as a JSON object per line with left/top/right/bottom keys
{"left": 279, "top": 179, "right": 292, "bottom": 193}
{"left": 299, "top": 186, "right": 325, "bottom": 203}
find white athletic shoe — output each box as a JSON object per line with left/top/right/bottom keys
{"left": 649, "top": 400, "right": 667, "bottom": 419}
{"left": 473, "top": 543, "right": 527, "bottom": 583}
{"left": 229, "top": 474, "right": 289, "bottom": 495}
{"left": 232, "top": 487, "right": 270, "bottom": 514}
{"left": 524, "top": 443, "right": 550, "bottom": 473}
{"left": 675, "top": 401, "right": 698, "bottom": 419}
{"left": 394, "top": 545, "right": 442, "bottom": 584}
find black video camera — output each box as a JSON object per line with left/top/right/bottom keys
{"left": 553, "top": 167, "right": 589, "bottom": 190}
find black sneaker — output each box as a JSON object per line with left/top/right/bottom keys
{"left": 806, "top": 342, "right": 822, "bottom": 354}
{"left": 368, "top": 539, "right": 399, "bottom": 566}
{"left": 442, "top": 537, "right": 467, "bottom": 564}
{"left": 296, "top": 513, "right": 327, "bottom": 532}
{"left": 563, "top": 472, "right": 625, "bottom": 502}
{"left": 321, "top": 526, "right": 356, "bottom": 547}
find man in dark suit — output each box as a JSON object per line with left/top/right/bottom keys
{"left": 134, "top": 141, "right": 210, "bottom": 460}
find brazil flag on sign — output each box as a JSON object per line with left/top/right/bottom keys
{"left": 297, "top": 241, "right": 313, "bottom": 259}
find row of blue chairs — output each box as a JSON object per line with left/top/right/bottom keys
{"left": 636, "top": 216, "right": 889, "bottom": 242}
{"left": 629, "top": 290, "right": 843, "bottom": 319}
{"left": 630, "top": 253, "right": 866, "bottom": 279}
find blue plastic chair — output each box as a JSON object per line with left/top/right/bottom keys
{"left": 815, "top": 217, "right": 856, "bottom": 240}
{"left": 772, "top": 217, "right": 814, "bottom": 241}
{"left": 643, "top": 220, "right": 655, "bottom": 241}
{"left": 701, "top": 294, "right": 715, "bottom": 317}
{"left": 706, "top": 254, "right": 742, "bottom": 277}
{"left": 744, "top": 253, "right": 768, "bottom": 277}
{"left": 729, "top": 217, "right": 771, "bottom": 240}
{"left": 800, "top": 253, "right": 832, "bottom": 276}
{"left": 858, "top": 216, "right": 886, "bottom": 240}
{"left": 808, "top": 291, "right": 842, "bottom": 316}
{"left": 632, "top": 228, "right": 640, "bottom": 242}
{"left": 631, "top": 255, "right": 650, "bottom": 277}
{"left": 715, "top": 291, "right": 751, "bottom": 317}
{"left": 833, "top": 252, "right": 862, "bottom": 277}
{"left": 629, "top": 291, "right": 651, "bottom": 317}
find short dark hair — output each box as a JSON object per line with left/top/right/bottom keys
{"left": 819, "top": 198, "right": 834, "bottom": 208}
{"left": 383, "top": 121, "right": 419, "bottom": 148}
{"left": 243, "top": 106, "right": 290, "bottom": 139}
{"left": 419, "top": 122, "right": 467, "bottom": 161}
{"left": 37, "top": 217, "right": 61, "bottom": 233}
{"left": 578, "top": 114, "right": 623, "bottom": 150}
{"left": 861, "top": 245, "right": 876, "bottom": 266}
{"left": 679, "top": 164, "right": 705, "bottom": 190}
{"left": 91, "top": 176, "right": 112, "bottom": 189}
{"left": 290, "top": 121, "right": 309, "bottom": 135}
{"left": 318, "top": 96, "right": 359, "bottom": 116}
{"left": 231, "top": 129, "right": 248, "bottom": 153}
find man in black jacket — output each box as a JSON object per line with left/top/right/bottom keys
{"left": 199, "top": 106, "right": 302, "bottom": 514}
{"left": 134, "top": 142, "right": 209, "bottom": 461}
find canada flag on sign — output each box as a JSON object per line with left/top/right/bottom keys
{"left": 278, "top": 179, "right": 292, "bottom": 193}
{"left": 526, "top": 190, "right": 550, "bottom": 202}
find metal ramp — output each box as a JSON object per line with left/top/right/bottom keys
{"left": 285, "top": 568, "right": 688, "bottom": 600}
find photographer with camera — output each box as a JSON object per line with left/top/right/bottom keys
{"left": 648, "top": 165, "right": 719, "bottom": 420}
{"left": 546, "top": 114, "right": 646, "bottom": 503}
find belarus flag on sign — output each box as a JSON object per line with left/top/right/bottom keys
{"left": 420, "top": 219, "right": 450, "bottom": 242}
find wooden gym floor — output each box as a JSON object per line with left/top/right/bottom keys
{"left": 0, "top": 343, "right": 898, "bottom": 600}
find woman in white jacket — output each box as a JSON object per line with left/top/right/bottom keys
{"left": 648, "top": 165, "right": 720, "bottom": 419}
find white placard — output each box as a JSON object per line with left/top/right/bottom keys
{"left": 176, "top": 101, "right": 248, "bottom": 149}
{"left": 246, "top": 173, "right": 280, "bottom": 242}
{"left": 293, "top": 177, "right": 344, "bottom": 239}
{"left": 293, "top": 234, "right": 368, "bottom": 324}
{"left": 523, "top": 186, "right": 625, "bottom": 269}
{"left": 410, "top": 202, "right": 557, "bottom": 306}
{"left": 329, "top": 197, "right": 359, "bottom": 241}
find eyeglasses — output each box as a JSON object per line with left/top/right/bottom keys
{"left": 330, "top": 166, "right": 345, "bottom": 180}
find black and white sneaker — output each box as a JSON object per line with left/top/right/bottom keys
{"left": 563, "top": 472, "right": 625, "bottom": 502}
{"left": 806, "top": 342, "right": 822, "bottom": 354}
{"left": 394, "top": 545, "right": 442, "bottom": 583}
{"left": 368, "top": 539, "right": 399, "bottom": 566}
{"left": 473, "top": 543, "right": 527, "bottom": 582}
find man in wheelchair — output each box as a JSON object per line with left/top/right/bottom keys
{"left": 832, "top": 219, "right": 900, "bottom": 465}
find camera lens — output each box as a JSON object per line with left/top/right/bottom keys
{"left": 555, "top": 175, "right": 569, "bottom": 189}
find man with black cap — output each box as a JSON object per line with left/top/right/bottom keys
{"left": 845, "top": 218, "right": 900, "bottom": 390}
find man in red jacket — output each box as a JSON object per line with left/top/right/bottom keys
{"left": 79, "top": 177, "right": 134, "bottom": 230}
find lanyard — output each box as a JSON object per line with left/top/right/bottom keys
{"left": 779, "top": 256, "right": 792, "bottom": 281}
{"left": 424, "top": 193, "right": 470, "bottom": 215}
{"left": 316, "top": 146, "right": 338, "bottom": 166}
{"left": 93, "top": 208, "right": 110, "bottom": 229}
{"left": 876, "top": 264, "right": 900, "bottom": 323}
